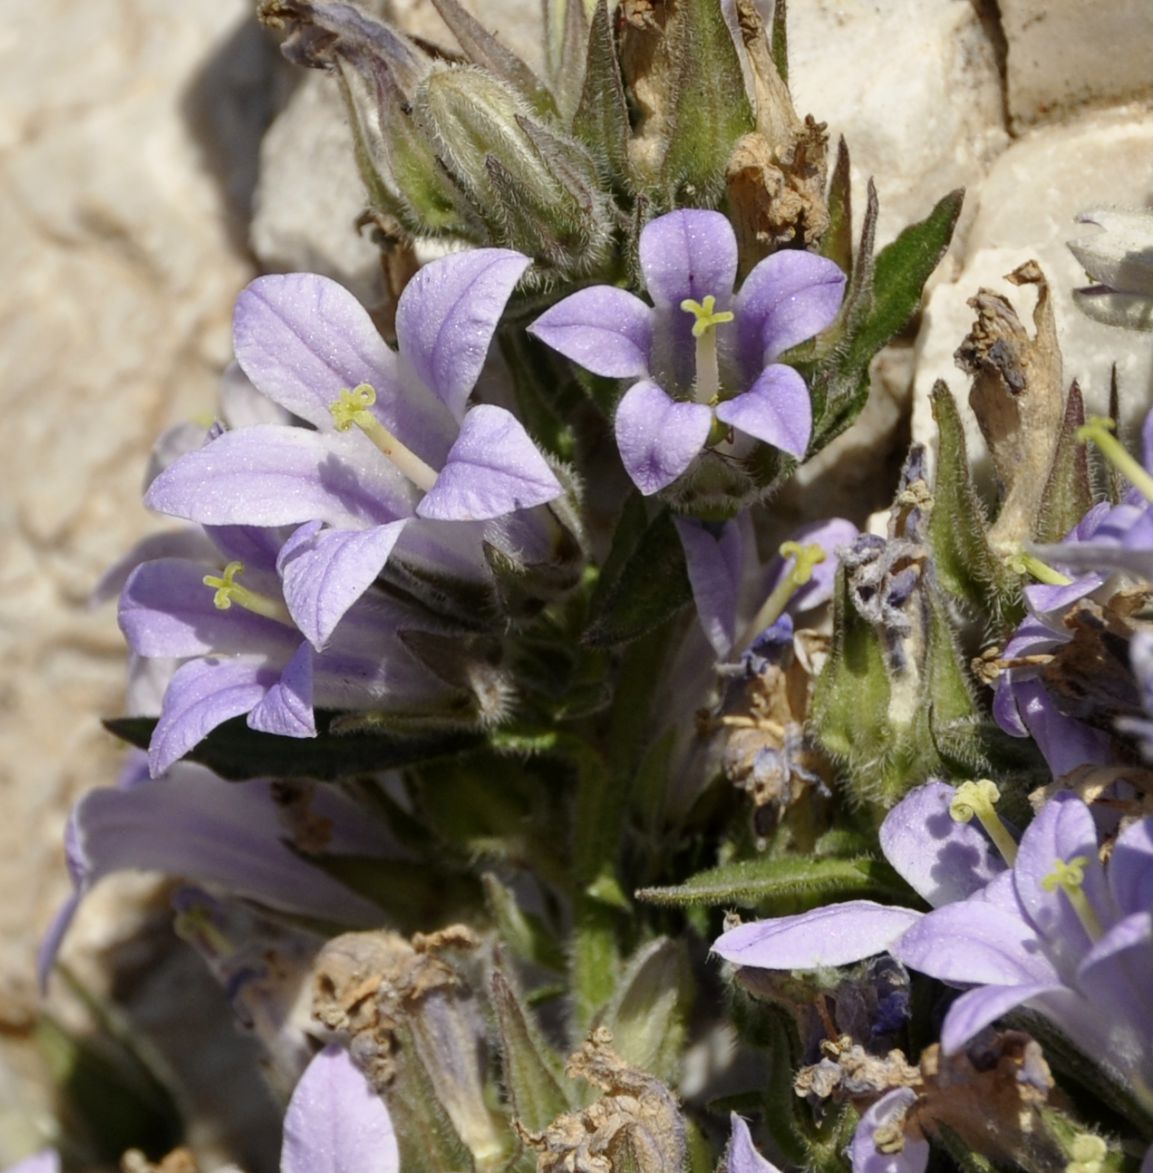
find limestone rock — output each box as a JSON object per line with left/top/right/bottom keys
{"left": 1000, "top": 0, "right": 1153, "bottom": 128}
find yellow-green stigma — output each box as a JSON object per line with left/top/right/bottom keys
{"left": 1007, "top": 550, "right": 1072, "bottom": 587}
{"left": 681, "top": 295, "right": 733, "bottom": 405}
{"left": 328, "top": 383, "right": 438, "bottom": 492}
{"left": 1077, "top": 416, "right": 1153, "bottom": 504}
{"left": 734, "top": 541, "right": 826, "bottom": 657}
{"left": 949, "top": 779, "right": 1018, "bottom": 865}
{"left": 203, "top": 561, "right": 293, "bottom": 625}
{"left": 1041, "top": 855, "right": 1104, "bottom": 941}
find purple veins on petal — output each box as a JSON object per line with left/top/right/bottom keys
{"left": 614, "top": 378, "right": 712, "bottom": 495}
{"left": 282, "top": 1044, "right": 400, "bottom": 1173}
{"left": 395, "top": 248, "right": 531, "bottom": 421}
{"left": 715, "top": 363, "right": 812, "bottom": 459}
{"left": 735, "top": 248, "right": 847, "bottom": 370}
{"left": 639, "top": 209, "right": 739, "bottom": 309}
{"left": 526, "top": 285, "right": 654, "bottom": 378}
{"left": 417, "top": 404, "right": 563, "bottom": 520}
{"left": 277, "top": 519, "right": 409, "bottom": 651}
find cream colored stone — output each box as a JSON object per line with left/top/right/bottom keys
{"left": 785, "top": 0, "right": 1007, "bottom": 249}
{"left": 1000, "top": 0, "right": 1153, "bottom": 128}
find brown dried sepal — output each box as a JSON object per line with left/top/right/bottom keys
{"left": 310, "top": 925, "right": 479, "bottom": 1088}
{"left": 800, "top": 1031, "right": 1057, "bottom": 1170}
{"left": 726, "top": 0, "right": 829, "bottom": 264}
{"left": 700, "top": 627, "right": 833, "bottom": 841}
{"left": 518, "top": 1027, "right": 686, "bottom": 1173}
{"left": 955, "top": 262, "right": 1065, "bottom": 549}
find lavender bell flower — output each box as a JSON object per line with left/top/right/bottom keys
{"left": 528, "top": 209, "right": 845, "bottom": 494}
{"left": 892, "top": 792, "right": 1153, "bottom": 1111}
{"left": 38, "top": 752, "right": 390, "bottom": 990}
{"left": 281, "top": 1043, "right": 399, "bottom": 1173}
{"left": 713, "top": 780, "right": 1007, "bottom": 970}
{"left": 674, "top": 513, "right": 858, "bottom": 659}
{"left": 147, "top": 250, "right": 564, "bottom": 649}
{"left": 849, "top": 1088, "right": 929, "bottom": 1173}
{"left": 117, "top": 524, "right": 447, "bottom": 774}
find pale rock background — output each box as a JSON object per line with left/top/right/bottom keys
{"left": 1, "top": 0, "right": 1151, "bottom": 1165}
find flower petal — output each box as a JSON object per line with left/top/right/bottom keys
{"left": 119, "top": 559, "right": 299, "bottom": 659}
{"left": 735, "top": 250, "right": 845, "bottom": 369}
{"left": 1012, "top": 792, "right": 1111, "bottom": 966}
{"left": 764, "top": 517, "right": 858, "bottom": 615}
{"left": 892, "top": 901, "right": 1056, "bottom": 986}
{"left": 149, "top": 656, "right": 275, "bottom": 775}
{"left": 1110, "top": 815, "right": 1153, "bottom": 917}
{"left": 234, "top": 273, "right": 456, "bottom": 463}
{"left": 417, "top": 404, "right": 563, "bottom": 520}
{"left": 880, "top": 781, "right": 1006, "bottom": 908}
{"left": 715, "top": 364, "right": 812, "bottom": 459}
{"left": 528, "top": 285, "right": 654, "bottom": 378}
{"left": 674, "top": 517, "right": 744, "bottom": 657}
{"left": 234, "top": 273, "right": 401, "bottom": 431}
{"left": 614, "top": 379, "right": 712, "bottom": 495}
{"left": 939, "top": 982, "right": 1070, "bottom": 1055}
{"left": 278, "top": 520, "right": 409, "bottom": 650}
{"left": 248, "top": 640, "right": 316, "bottom": 739}
{"left": 639, "top": 209, "right": 738, "bottom": 308}
{"left": 146, "top": 426, "right": 415, "bottom": 529}
{"left": 714, "top": 901, "right": 922, "bottom": 969}
{"left": 849, "top": 1088, "right": 928, "bottom": 1173}
{"left": 396, "top": 248, "right": 531, "bottom": 420}
{"left": 282, "top": 1044, "right": 399, "bottom": 1173}
{"left": 727, "top": 1114, "right": 782, "bottom": 1173}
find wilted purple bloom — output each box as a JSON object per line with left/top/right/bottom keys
{"left": 713, "top": 781, "right": 1005, "bottom": 969}
{"left": 528, "top": 209, "right": 845, "bottom": 494}
{"left": 38, "top": 753, "right": 390, "bottom": 990}
{"left": 147, "top": 250, "right": 564, "bottom": 648}
{"left": 726, "top": 1113, "right": 782, "bottom": 1173}
{"left": 892, "top": 792, "right": 1153, "bottom": 1104}
{"left": 674, "top": 513, "right": 857, "bottom": 658}
{"left": 117, "top": 524, "right": 446, "bottom": 774}
{"left": 281, "top": 1043, "right": 399, "bottom": 1173}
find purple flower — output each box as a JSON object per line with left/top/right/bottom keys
{"left": 147, "top": 251, "right": 564, "bottom": 648}
{"left": 892, "top": 792, "right": 1153, "bottom": 1105}
{"left": 117, "top": 525, "right": 446, "bottom": 774}
{"left": 674, "top": 513, "right": 858, "bottom": 658}
{"left": 281, "top": 1043, "right": 399, "bottom": 1173}
{"left": 528, "top": 209, "right": 845, "bottom": 494}
{"left": 38, "top": 753, "right": 390, "bottom": 991}
{"left": 713, "top": 781, "right": 1006, "bottom": 970}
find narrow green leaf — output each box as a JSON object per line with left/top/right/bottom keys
{"left": 103, "top": 715, "right": 483, "bottom": 782}
{"left": 635, "top": 855, "right": 901, "bottom": 910}
{"left": 483, "top": 874, "right": 566, "bottom": 971}
{"left": 583, "top": 507, "right": 692, "bottom": 646}
{"left": 490, "top": 967, "right": 571, "bottom": 1131}
{"left": 845, "top": 187, "right": 964, "bottom": 369}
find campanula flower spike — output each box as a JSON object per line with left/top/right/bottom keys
{"left": 146, "top": 249, "right": 564, "bottom": 650}
{"left": 528, "top": 208, "right": 846, "bottom": 494}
